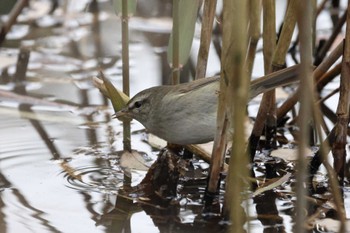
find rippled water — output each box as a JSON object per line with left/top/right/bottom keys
{"left": 0, "top": 2, "right": 163, "bottom": 232}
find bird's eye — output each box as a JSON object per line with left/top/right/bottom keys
{"left": 134, "top": 101, "right": 142, "bottom": 108}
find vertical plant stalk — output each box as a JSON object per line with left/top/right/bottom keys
{"left": 272, "top": 0, "right": 297, "bottom": 70}
{"left": 246, "top": 0, "right": 261, "bottom": 77}
{"left": 261, "top": 0, "right": 275, "bottom": 95}
{"left": 195, "top": 0, "right": 217, "bottom": 79}
{"left": 332, "top": 2, "right": 350, "bottom": 184}
{"left": 248, "top": 0, "right": 275, "bottom": 160}
{"left": 122, "top": 0, "right": 131, "bottom": 151}
{"left": 172, "top": 0, "right": 180, "bottom": 85}
{"left": 250, "top": 0, "right": 298, "bottom": 155}
{"left": 261, "top": 0, "right": 276, "bottom": 149}
{"left": 227, "top": 3, "right": 249, "bottom": 231}
{"left": 269, "top": 0, "right": 298, "bottom": 144}
{"left": 207, "top": 72, "right": 228, "bottom": 194}
{"left": 219, "top": 0, "right": 249, "bottom": 230}
{"left": 295, "top": 1, "right": 313, "bottom": 232}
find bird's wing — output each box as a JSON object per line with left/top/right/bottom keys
{"left": 176, "top": 76, "right": 220, "bottom": 93}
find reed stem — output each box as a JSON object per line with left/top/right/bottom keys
{"left": 122, "top": 0, "right": 131, "bottom": 151}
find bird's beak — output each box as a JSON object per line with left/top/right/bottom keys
{"left": 113, "top": 107, "right": 131, "bottom": 121}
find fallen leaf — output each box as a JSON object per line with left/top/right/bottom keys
{"left": 120, "top": 150, "right": 149, "bottom": 171}
{"left": 147, "top": 133, "right": 167, "bottom": 149}
{"left": 252, "top": 172, "right": 292, "bottom": 197}
{"left": 270, "top": 147, "right": 314, "bottom": 161}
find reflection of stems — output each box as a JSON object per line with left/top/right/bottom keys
{"left": 14, "top": 47, "right": 30, "bottom": 83}
{"left": 0, "top": 0, "right": 28, "bottom": 46}
{"left": 20, "top": 105, "right": 61, "bottom": 160}
{"left": 91, "top": 0, "right": 103, "bottom": 61}
{"left": 122, "top": 0, "right": 131, "bottom": 151}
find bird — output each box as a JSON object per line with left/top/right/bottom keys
{"left": 115, "top": 65, "right": 300, "bottom": 145}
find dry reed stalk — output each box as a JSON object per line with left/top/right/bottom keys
{"left": 248, "top": 0, "right": 275, "bottom": 157}
{"left": 277, "top": 41, "right": 344, "bottom": 120}
{"left": 331, "top": 2, "right": 350, "bottom": 184}
{"left": 246, "top": 0, "right": 261, "bottom": 77}
{"left": 316, "top": 0, "right": 329, "bottom": 16}
{"left": 295, "top": 1, "right": 314, "bottom": 232}
{"left": 262, "top": 0, "right": 275, "bottom": 73}
{"left": 271, "top": 0, "right": 297, "bottom": 70}
{"left": 195, "top": 0, "right": 217, "bottom": 80}
{"left": 317, "top": 63, "right": 342, "bottom": 91}
{"left": 249, "top": 0, "right": 297, "bottom": 155}
{"left": 218, "top": 0, "right": 250, "bottom": 231}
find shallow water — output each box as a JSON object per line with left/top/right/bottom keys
{"left": 1, "top": 1, "right": 350, "bottom": 233}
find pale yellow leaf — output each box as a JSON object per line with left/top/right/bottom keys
{"left": 120, "top": 151, "right": 149, "bottom": 171}
{"left": 270, "top": 147, "right": 313, "bottom": 161}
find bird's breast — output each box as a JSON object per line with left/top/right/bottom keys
{"left": 148, "top": 88, "right": 219, "bottom": 145}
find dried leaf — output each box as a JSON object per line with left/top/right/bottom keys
{"left": 120, "top": 150, "right": 149, "bottom": 171}
{"left": 270, "top": 147, "right": 314, "bottom": 161}
{"left": 252, "top": 172, "right": 291, "bottom": 197}
{"left": 60, "top": 161, "right": 82, "bottom": 181}
{"left": 147, "top": 133, "right": 167, "bottom": 149}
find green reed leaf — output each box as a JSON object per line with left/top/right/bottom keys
{"left": 112, "top": 0, "right": 137, "bottom": 16}
{"left": 167, "top": 0, "right": 201, "bottom": 66}
{"left": 97, "top": 71, "right": 129, "bottom": 112}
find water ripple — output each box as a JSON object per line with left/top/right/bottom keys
{"left": 59, "top": 164, "right": 125, "bottom": 195}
